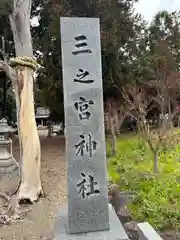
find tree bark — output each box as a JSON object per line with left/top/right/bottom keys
{"left": 47, "top": 121, "right": 52, "bottom": 138}
{"left": 9, "top": 0, "right": 42, "bottom": 202}
{"left": 178, "top": 115, "right": 180, "bottom": 127}
{"left": 153, "top": 150, "right": 158, "bottom": 173}
{"left": 110, "top": 117, "right": 117, "bottom": 157}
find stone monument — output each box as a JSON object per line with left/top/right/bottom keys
{"left": 54, "top": 17, "right": 129, "bottom": 240}
{"left": 0, "top": 118, "right": 19, "bottom": 193}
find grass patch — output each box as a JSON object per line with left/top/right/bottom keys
{"left": 107, "top": 134, "right": 180, "bottom": 230}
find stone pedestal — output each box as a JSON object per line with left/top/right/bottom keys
{"left": 0, "top": 118, "right": 19, "bottom": 193}
{"left": 54, "top": 204, "right": 129, "bottom": 240}
{"left": 0, "top": 142, "right": 18, "bottom": 174}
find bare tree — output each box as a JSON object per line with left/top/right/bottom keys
{"left": 122, "top": 83, "right": 177, "bottom": 173}
{"left": 121, "top": 40, "right": 180, "bottom": 173}
{"left": 0, "top": 0, "right": 43, "bottom": 202}
{"left": 104, "top": 99, "right": 127, "bottom": 156}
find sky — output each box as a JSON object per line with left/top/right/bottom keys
{"left": 134, "top": 0, "right": 180, "bottom": 23}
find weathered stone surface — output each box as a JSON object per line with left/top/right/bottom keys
{"left": 160, "top": 230, "right": 180, "bottom": 240}
{"left": 124, "top": 222, "right": 139, "bottom": 240}
{"left": 54, "top": 204, "right": 129, "bottom": 240}
{"left": 0, "top": 118, "right": 19, "bottom": 193}
{"left": 60, "top": 17, "right": 109, "bottom": 234}
{"left": 108, "top": 184, "right": 135, "bottom": 224}
{"left": 137, "top": 222, "right": 163, "bottom": 240}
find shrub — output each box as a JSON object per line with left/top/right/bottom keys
{"left": 107, "top": 134, "right": 180, "bottom": 230}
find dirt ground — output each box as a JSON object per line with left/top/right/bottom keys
{"left": 0, "top": 131, "right": 178, "bottom": 240}
{"left": 0, "top": 130, "right": 67, "bottom": 240}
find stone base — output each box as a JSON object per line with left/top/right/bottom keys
{"left": 54, "top": 204, "right": 129, "bottom": 240}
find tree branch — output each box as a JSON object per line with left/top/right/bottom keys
{"left": 0, "top": 60, "right": 16, "bottom": 83}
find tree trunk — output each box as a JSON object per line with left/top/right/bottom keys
{"left": 178, "top": 115, "right": 180, "bottom": 127}
{"left": 145, "top": 137, "right": 159, "bottom": 174}
{"left": 110, "top": 118, "right": 117, "bottom": 156}
{"left": 153, "top": 151, "right": 158, "bottom": 173}
{"left": 9, "top": 0, "right": 42, "bottom": 202}
{"left": 47, "top": 121, "right": 52, "bottom": 138}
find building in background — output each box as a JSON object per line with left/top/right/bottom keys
{"left": 35, "top": 107, "right": 50, "bottom": 127}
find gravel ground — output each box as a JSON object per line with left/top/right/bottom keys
{"left": 0, "top": 131, "right": 67, "bottom": 240}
